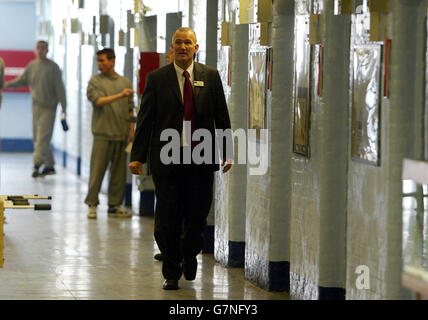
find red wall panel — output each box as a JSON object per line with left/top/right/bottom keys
{"left": 0, "top": 50, "right": 36, "bottom": 93}
{"left": 138, "top": 52, "right": 160, "bottom": 95}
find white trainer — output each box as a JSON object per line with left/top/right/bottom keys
{"left": 87, "top": 205, "right": 97, "bottom": 219}
{"left": 108, "top": 206, "right": 132, "bottom": 218}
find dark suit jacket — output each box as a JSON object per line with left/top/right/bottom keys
{"left": 131, "top": 62, "right": 232, "bottom": 176}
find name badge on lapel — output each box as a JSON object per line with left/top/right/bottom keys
{"left": 194, "top": 81, "right": 204, "bottom": 87}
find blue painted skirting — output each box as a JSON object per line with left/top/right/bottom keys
{"left": 318, "top": 286, "right": 346, "bottom": 300}
{"left": 52, "top": 146, "right": 81, "bottom": 176}
{"left": 228, "top": 241, "right": 245, "bottom": 268}
{"left": 66, "top": 153, "right": 81, "bottom": 176}
{"left": 269, "top": 261, "right": 290, "bottom": 292}
{"left": 76, "top": 156, "right": 81, "bottom": 175}
{"left": 202, "top": 225, "right": 214, "bottom": 254}
{"left": 290, "top": 272, "right": 345, "bottom": 300}
{"left": 139, "top": 190, "right": 155, "bottom": 216}
{"left": 124, "top": 183, "right": 132, "bottom": 206}
{"left": 63, "top": 151, "right": 67, "bottom": 168}
{"left": 1, "top": 138, "right": 33, "bottom": 152}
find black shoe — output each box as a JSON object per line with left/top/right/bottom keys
{"left": 182, "top": 257, "right": 197, "bottom": 281}
{"left": 163, "top": 279, "right": 179, "bottom": 290}
{"left": 32, "top": 166, "right": 40, "bottom": 178}
{"left": 154, "top": 253, "right": 163, "bottom": 261}
{"left": 40, "top": 167, "right": 56, "bottom": 177}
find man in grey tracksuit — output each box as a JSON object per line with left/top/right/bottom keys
{"left": 85, "top": 48, "right": 135, "bottom": 219}
{"left": 4, "top": 41, "right": 66, "bottom": 177}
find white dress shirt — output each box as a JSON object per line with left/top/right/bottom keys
{"left": 173, "top": 61, "right": 194, "bottom": 146}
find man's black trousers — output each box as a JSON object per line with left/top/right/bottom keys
{"left": 152, "top": 167, "right": 214, "bottom": 281}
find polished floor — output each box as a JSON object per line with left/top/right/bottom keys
{"left": 0, "top": 152, "right": 289, "bottom": 300}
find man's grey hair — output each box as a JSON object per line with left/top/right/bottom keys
{"left": 172, "top": 27, "right": 197, "bottom": 44}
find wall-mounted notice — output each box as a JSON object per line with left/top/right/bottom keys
{"left": 249, "top": 49, "right": 267, "bottom": 142}
{"left": 351, "top": 44, "right": 382, "bottom": 166}
{"left": 293, "top": 15, "right": 311, "bottom": 157}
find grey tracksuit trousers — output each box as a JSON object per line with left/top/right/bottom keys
{"left": 33, "top": 103, "right": 57, "bottom": 168}
{"left": 84, "top": 139, "right": 127, "bottom": 207}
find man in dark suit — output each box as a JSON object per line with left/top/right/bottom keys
{"left": 129, "top": 27, "right": 232, "bottom": 290}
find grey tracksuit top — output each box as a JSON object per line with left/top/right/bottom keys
{"left": 86, "top": 73, "right": 134, "bottom": 141}
{"left": 6, "top": 58, "right": 66, "bottom": 112}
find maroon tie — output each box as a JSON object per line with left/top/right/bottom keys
{"left": 183, "top": 70, "right": 195, "bottom": 145}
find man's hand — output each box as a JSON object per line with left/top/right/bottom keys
{"left": 222, "top": 159, "right": 232, "bottom": 173}
{"left": 129, "top": 161, "right": 142, "bottom": 175}
{"left": 121, "top": 88, "right": 134, "bottom": 98}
